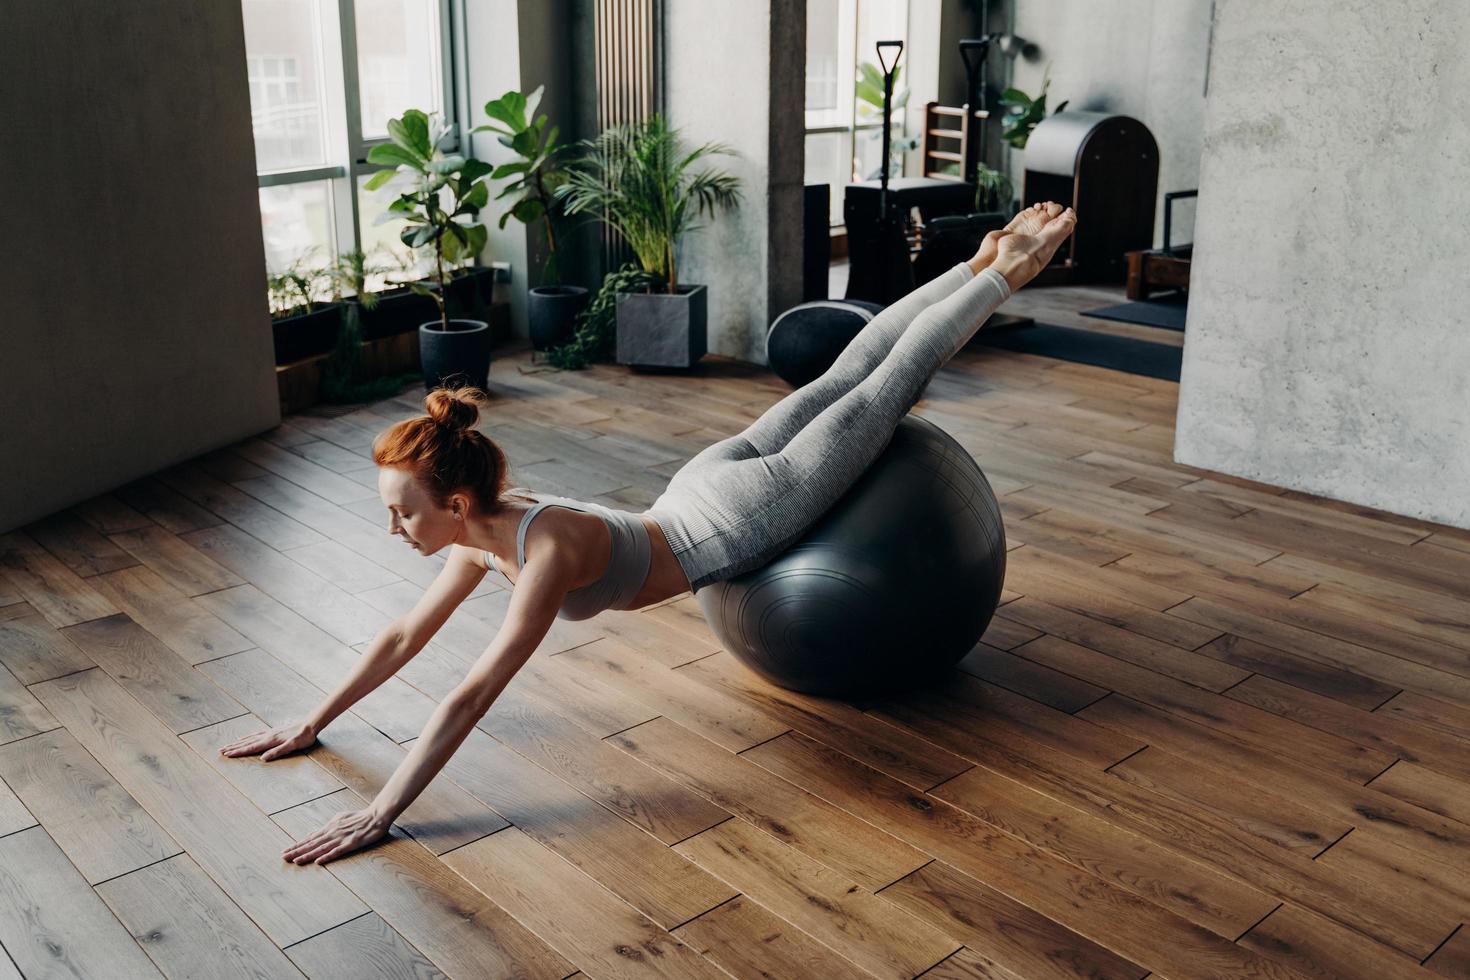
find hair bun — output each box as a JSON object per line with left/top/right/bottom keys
{"left": 424, "top": 386, "right": 485, "bottom": 433}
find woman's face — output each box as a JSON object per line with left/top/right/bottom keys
{"left": 377, "top": 467, "right": 462, "bottom": 555}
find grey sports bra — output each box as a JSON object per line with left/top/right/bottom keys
{"left": 484, "top": 488, "right": 652, "bottom": 621}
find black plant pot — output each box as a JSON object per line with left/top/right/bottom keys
{"left": 271, "top": 302, "right": 345, "bottom": 365}
{"left": 445, "top": 271, "right": 484, "bottom": 320}
{"left": 528, "top": 285, "right": 590, "bottom": 352}
{"left": 358, "top": 289, "right": 439, "bottom": 341}
{"left": 419, "top": 319, "right": 491, "bottom": 391}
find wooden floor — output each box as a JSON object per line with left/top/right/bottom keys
{"left": 1, "top": 283, "right": 1468, "bottom": 979}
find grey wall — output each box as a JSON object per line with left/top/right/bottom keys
{"left": 1175, "top": 0, "right": 1470, "bottom": 529}
{"left": 0, "top": 2, "right": 279, "bottom": 533}
{"left": 1009, "top": 0, "right": 1213, "bottom": 246}
{"left": 665, "top": 0, "right": 805, "bottom": 364}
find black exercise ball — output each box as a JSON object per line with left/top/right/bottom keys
{"left": 765, "top": 299, "right": 886, "bottom": 388}
{"left": 697, "top": 415, "right": 1007, "bottom": 698}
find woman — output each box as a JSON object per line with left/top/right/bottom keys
{"left": 222, "top": 202, "right": 1077, "bottom": 865}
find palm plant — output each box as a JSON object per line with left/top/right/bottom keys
{"left": 362, "top": 109, "right": 491, "bottom": 331}
{"left": 267, "top": 251, "right": 331, "bottom": 318}
{"left": 557, "top": 115, "right": 742, "bottom": 293}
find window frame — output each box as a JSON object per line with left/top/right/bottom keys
{"left": 248, "top": 0, "right": 467, "bottom": 268}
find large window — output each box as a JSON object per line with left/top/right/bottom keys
{"left": 804, "top": 0, "right": 910, "bottom": 228}
{"left": 244, "top": 0, "right": 459, "bottom": 291}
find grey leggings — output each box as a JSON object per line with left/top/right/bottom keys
{"left": 643, "top": 262, "right": 1012, "bottom": 591}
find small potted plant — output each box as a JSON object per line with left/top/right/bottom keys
{"left": 557, "top": 115, "right": 742, "bottom": 369}
{"left": 267, "top": 252, "right": 344, "bottom": 364}
{"left": 363, "top": 109, "right": 494, "bottom": 390}
{"left": 476, "top": 85, "right": 586, "bottom": 354}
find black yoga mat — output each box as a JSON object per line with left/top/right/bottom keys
{"left": 1080, "top": 293, "right": 1188, "bottom": 331}
{"left": 970, "top": 322, "right": 1182, "bottom": 382}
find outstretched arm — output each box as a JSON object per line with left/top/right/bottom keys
{"left": 281, "top": 544, "right": 576, "bottom": 865}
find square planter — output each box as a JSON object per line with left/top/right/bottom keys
{"left": 271, "top": 302, "right": 345, "bottom": 365}
{"left": 615, "top": 284, "right": 707, "bottom": 369}
{"left": 358, "top": 288, "right": 438, "bottom": 341}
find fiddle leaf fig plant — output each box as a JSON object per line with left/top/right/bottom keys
{"left": 474, "top": 85, "right": 567, "bottom": 285}
{"left": 999, "top": 69, "right": 1069, "bottom": 150}
{"left": 363, "top": 109, "right": 491, "bottom": 331}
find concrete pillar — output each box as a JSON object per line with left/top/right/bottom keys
{"left": 664, "top": 0, "right": 806, "bottom": 364}
{"left": 1175, "top": 0, "right": 1470, "bottom": 529}
{"left": 0, "top": 2, "right": 278, "bottom": 532}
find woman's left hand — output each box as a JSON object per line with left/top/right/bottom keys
{"left": 283, "top": 807, "right": 391, "bottom": 865}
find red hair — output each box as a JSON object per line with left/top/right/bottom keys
{"left": 372, "top": 387, "right": 511, "bottom": 513}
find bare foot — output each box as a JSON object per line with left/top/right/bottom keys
{"left": 1003, "top": 201, "right": 1065, "bottom": 237}
{"left": 990, "top": 207, "right": 1078, "bottom": 293}
{"left": 966, "top": 229, "right": 1012, "bottom": 275}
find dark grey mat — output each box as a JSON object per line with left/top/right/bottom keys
{"left": 971, "top": 322, "right": 1182, "bottom": 382}
{"left": 1080, "top": 293, "right": 1188, "bottom": 331}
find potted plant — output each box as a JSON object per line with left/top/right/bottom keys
{"left": 557, "top": 114, "right": 742, "bottom": 369}
{"left": 999, "top": 69, "right": 1069, "bottom": 150}
{"left": 364, "top": 109, "right": 494, "bottom": 390}
{"left": 267, "top": 252, "right": 344, "bottom": 365}
{"left": 475, "top": 85, "right": 587, "bottom": 355}
{"left": 319, "top": 248, "right": 418, "bottom": 403}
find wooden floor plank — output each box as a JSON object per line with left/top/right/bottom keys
{"left": 878, "top": 860, "right": 1148, "bottom": 980}
{"left": 0, "top": 826, "right": 162, "bottom": 979}
{"left": 673, "top": 817, "right": 961, "bottom": 979}
{"left": 183, "top": 524, "right": 392, "bottom": 647}
{"left": 1368, "top": 760, "right": 1470, "bottom": 820}
{"left": 274, "top": 791, "right": 574, "bottom": 979}
{"left": 1236, "top": 903, "right": 1438, "bottom": 980}
{"left": 90, "top": 564, "right": 254, "bottom": 666}
{"left": 433, "top": 725, "right": 737, "bottom": 930}
{"left": 179, "top": 713, "right": 344, "bottom": 815}
{"left": 671, "top": 895, "right": 872, "bottom": 980}
{"left": 108, "top": 524, "right": 245, "bottom": 597}
{"left": 610, "top": 715, "right": 931, "bottom": 891}
{"left": 0, "top": 662, "right": 58, "bottom": 744}
{"left": 96, "top": 853, "right": 305, "bottom": 980}
{"left": 1077, "top": 695, "right": 1470, "bottom": 880}
{"left": 675, "top": 649, "right": 975, "bottom": 792}
{"left": 997, "top": 596, "right": 1247, "bottom": 693}
{"left": 61, "top": 613, "right": 245, "bottom": 734}
{"left": 560, "top": 638, "right": 790, "bottom": 752}
{"left": 29, "top": 668, "right": 367, "bottom": 947}
{"left": 441, "top": 826, "right": 730, "bottom": 979}
{"left": 730, "top": 729, "right": 1311, "bottom": 979}
{"left": 282, "top": 913, "right": 445, "bottom": 980}
{"left": 864, "top": 698, "right": 1455, "bottom": 958}
{"left": 0, "top": 612, "right": 94, "bottom": 685}
{"left": 197, "top": 584, "right": 432, "bottom": 742}
{"left": 476, "top": 685, "right": 729, "bottom": 845}
{"left": 25, "top": 510, "right": 141, "bottom": 578}
{"left": 0, "top": 727, "right": 180, "bottom": 884}
{"left": 956, "top": 642, "right": 1108, "bottom": 713}
{"left": 200, "top": 649, "right": 506, "bottom": 855}
{"left": 1010, "top": 634, "right": 1395, "bottom": 782}
{"left": 0, "top": 530, "right": 118, "bottom": 627}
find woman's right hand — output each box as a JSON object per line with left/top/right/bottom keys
{"left": 219, "top": 720, "right": 319, "bottom": 761}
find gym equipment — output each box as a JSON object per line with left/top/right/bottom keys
{"left": 765, "top": 298, "right": 885, "bottom": 389}
{"left": 1022, "top": 110, "right": 1159, "bottom": 285}
{"left": 802, "top": 183, "right": 832, "bottom": 301}
{"left": 842, "top": 40, "right": 920, "bottom": 306}
{"left": 696, "top": 414, "right": 1007, "bottom": 698}
{"left": 1125, "top": 189, "right": 1196, "bottom": 299}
